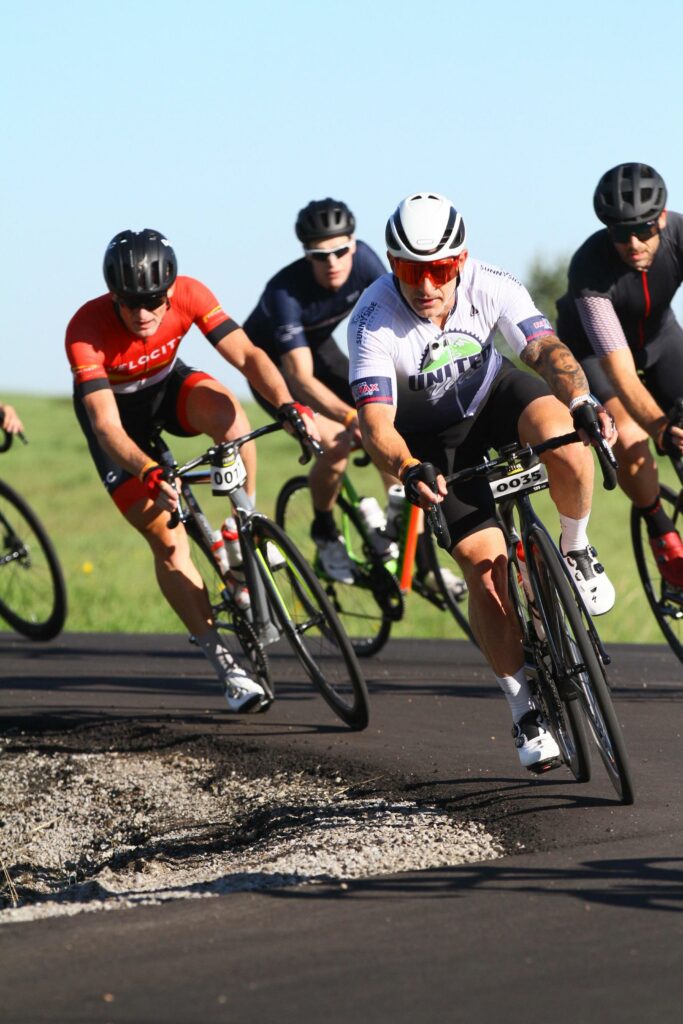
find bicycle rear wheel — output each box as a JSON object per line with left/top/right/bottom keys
{"left": 529, "top": 527, "right": 634, "bottom": 804}
{"left": 275, "top": 475, "right": 399, "bottom": 657}
{"left": 0, "top": 479, "right": 66, "bottom": 640}
{"left": 420, "top": 526, "right": 476, "bottom": 644}
{"left": 631, "top": 483, "right": 683, "bottom": 663}
{"left": 250, "top": 513, "right": 370, "bottom": 730}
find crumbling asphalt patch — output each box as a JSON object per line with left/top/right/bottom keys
{"left": 0, "top": 722, "right": 504, "bottom": 924}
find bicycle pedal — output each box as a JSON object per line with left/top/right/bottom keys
{"left": 527, "top": 755, "right": 563, "bottom": 775}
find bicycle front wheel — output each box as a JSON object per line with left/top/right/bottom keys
{"left": 275, "top": 475, "right": 398, "bottom": 657}
{"left": 631, "top": 483, "right": 683, "bottom": 663}
{"left": 529, "top": 527, "right": 634, "bottom": 804}
{"left": 0, "top": 480, "right": 67, "bottom": 640}
{"left": 250, "top": 513, "right": 370, "bottom": 730}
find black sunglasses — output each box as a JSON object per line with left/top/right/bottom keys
{"left": 117, "top": 293, "right": 168, "bottom": 311}
{"left": 609, "top": 221, "right": 660, "bottom": 244}
{"left": 304, "top": 243, "right": 352, "bottom": 262}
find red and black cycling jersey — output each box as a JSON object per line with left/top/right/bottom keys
{"left": 556, "top": 211, "right": 683, "bottom": 361}
{"left": 65, "top": 276, "right": 240, "bottom": 398}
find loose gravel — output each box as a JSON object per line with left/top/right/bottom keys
{"left": 0, "top": 727, "right": 504, "bottom": 924}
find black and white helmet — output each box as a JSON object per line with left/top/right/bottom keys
{"left": 385, "top": 192, "right": 467, "bottom": 262}
{"left": 593, "top": 163, "right": 667, "bottom": 226}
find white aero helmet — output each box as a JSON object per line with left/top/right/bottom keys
{"left": 385, "top": 192, "right": 467, "bottom": 262}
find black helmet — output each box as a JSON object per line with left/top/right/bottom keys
{"left": 593, "top": 163, "right": 667, "bottom": 226}
{"left": 295, "top": 199, "right": 356, "bottom": 243}
{"left": 103, "top": 229, "right": 178, "bottom": 298}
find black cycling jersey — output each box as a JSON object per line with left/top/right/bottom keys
{"left": 243, "top": 239, "right": 385, "bottom": 366}
{"left": 556, "top": 212, "right": 683, "bottom": 403}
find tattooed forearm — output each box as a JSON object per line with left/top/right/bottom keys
{"left": 521, "top": 334, "right": 589, "bottom": 405}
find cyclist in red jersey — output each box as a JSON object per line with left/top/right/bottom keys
{"left": 65, "top": 228, "right": 319, "bottom": 713}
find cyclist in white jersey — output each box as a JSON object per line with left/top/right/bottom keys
{"left": 349, "top": 191, "right": 617, "bottom": 773}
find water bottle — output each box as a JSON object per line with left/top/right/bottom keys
{"left": 358, "top": 496, "right": 386, "bottom": 532}
{"left": 221, "top": 516, "right": 243, "bottom": 568}
{"left": 384, "top": 484, "right": 406, "bottom": 541}
{"left": 210, "top": 530, "right": 230, "bottom": 576}
{"left": 516, "top": 541, "right": 544, "bottom": 639}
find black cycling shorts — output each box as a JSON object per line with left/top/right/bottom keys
{"left": 74, "top": 359, "right": 212, "bottom": 506}
{"left": 402, "top": 360, "right": 551, "bottom": 546}
{"left": 249, "top": 336, "right": 351, "bottom": 419}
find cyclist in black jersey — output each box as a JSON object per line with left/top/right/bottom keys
{"left": 557, "top": 162, "right": 683, "bottom": 587}
{"left": 244, "top": 198, "right": 466, "bottom": 596}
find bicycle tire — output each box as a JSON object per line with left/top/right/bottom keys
{"left": 529, "top": 527, "right": 634, "bottom": 804}
{"left": 421, "top": 526, "right": 476, "bottom": 645}
{"left": 517, "top": 534, "right": 591, "bottom": 784}
{"left": 631, "top": 483, "right": 683, "bottom": 663}
{"left": 0, "top": 479, "right": 67, "bottom": 640}
{"left": 275, "top": 475, "right": 398, "bottom": 657}
{"left": 185, "top": 521, "right": 274, "bottom": 705}
{"left": 249, "top": 513, "right": 370, "bottom": 730}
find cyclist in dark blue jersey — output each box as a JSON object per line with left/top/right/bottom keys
{"left": 557, "top": 163, "right": 683, "bottom": 586}
{"left": 245, "top": 197, "right": 457, "bottom": 590}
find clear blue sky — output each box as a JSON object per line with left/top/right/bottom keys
{"left": 3, "top": 0, "right": 683, "bottom": 397}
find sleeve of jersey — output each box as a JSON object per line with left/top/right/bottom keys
{"left": 185, "top": 278, "right": 240, "bottom": 347}
{"left": 496, "top": 277, "right": 555, "bottom": 354}
{"left": 65, "top": 330, "right": 111, "bottom": 398}
{"left": 574, "top": 295, "right": 628, "bottom": 356}
{"left": 268, "top": 286, "right": 307, "bottom": 354}
{"left": 347, "top": 307, "right": 396, "bottom": 410}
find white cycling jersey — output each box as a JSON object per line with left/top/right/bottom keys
{"left": 348, "top": 259, "right": 554, "bottom": 433}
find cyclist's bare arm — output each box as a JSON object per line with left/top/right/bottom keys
{"left": 0, "top": 403, "right": 24, "bottom": 434}
{"left": 82, "top": 388, "right": 177, "bottom": 508}
{"left": 521, "top": 334, "right": 590, "bottom": 406}
{"left": 282, "top": 347, "right": 358, "bottom": 431}
{"left": 358, "top": 402, "right": 447, "bottom": 506}
{"left": 521, "top": 334, "right": 616, "bottom": 445}
{"left": 215, "top": 329, "right": 319, "bottom": 441}
{"left": 599, "top": 347, "right": 678, "bottom": 448}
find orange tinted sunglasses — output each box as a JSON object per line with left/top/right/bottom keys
{"left": 390, "top": 255, "right": 462, "bottom": 287}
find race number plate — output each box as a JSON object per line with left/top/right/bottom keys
{"left": 211, "top": 450, "right": 247, "bottom": 494}
{"left": 489, "top": 463, "right": 549, "bottom": 501}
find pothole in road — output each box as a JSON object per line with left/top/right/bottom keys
{"left": 0, "top": 729, "right": 504, "bottom": 924}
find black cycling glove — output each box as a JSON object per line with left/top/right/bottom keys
{"left": 402, "top": 461, "right": 437, "bottom": 507}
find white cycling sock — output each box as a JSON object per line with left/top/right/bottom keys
{"left": 496, "top": 667, "right": 535, "bottom": 723}
{"left": 559, "top": 513, "right": 590, "bottom": 554}
{"left": 196, "top": 628, "right": 239, "bottom": 679}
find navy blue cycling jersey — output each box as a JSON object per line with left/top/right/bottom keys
{"left": 243, "top": 240, "right": 385, "bottom": 365}
{"left": 556, "top": 211, "right": 683, "bottom": 365}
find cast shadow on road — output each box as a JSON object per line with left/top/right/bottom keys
{"left": 259, "top": 855, "right": 683, "bottom": 914}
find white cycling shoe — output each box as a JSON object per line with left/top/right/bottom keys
{"left": 561, "top": 543, "right": 615, "bottom": 616}
{"left": 419, "top": 568, "right": 468, "bottom": 602}
{"left": 313, "top": 534, "right": 354, "bottom": 584}
{"left": 513, "top": 710, "right": 560, "bottom": 772}
{"left": 222, "top": 664, "right": 267, "bottom": 713}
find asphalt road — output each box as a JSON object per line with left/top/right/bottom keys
{"left": 1, "top": 631, "right": 683, "bottom": 1023}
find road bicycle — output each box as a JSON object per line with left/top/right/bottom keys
{"left": 437, "top": 429, "right": 634, "bottom": 804}
{"left": 150, "top": 418, "right": 370, "bottom": 730}
{"left": 631, "top": 397, "right": 683, "bottom": 663}
{"left": 275, "top": 454, "right": 474, "bottom": 657}
{"left": 0, "top": 413, "right": 67, "bottom": 640}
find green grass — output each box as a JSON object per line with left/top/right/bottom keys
{"left": 0, "top": 391, "right": 675, "bottom": 644}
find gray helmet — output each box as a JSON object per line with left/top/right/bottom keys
{"left": 593, "top": 163, "right": 667, "bottom": 226}
{"left": 103, "top": 228, "right": 177, "bottom": 298}
{"left": 295, "top": 199, "right": 356, "bottom": 243}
